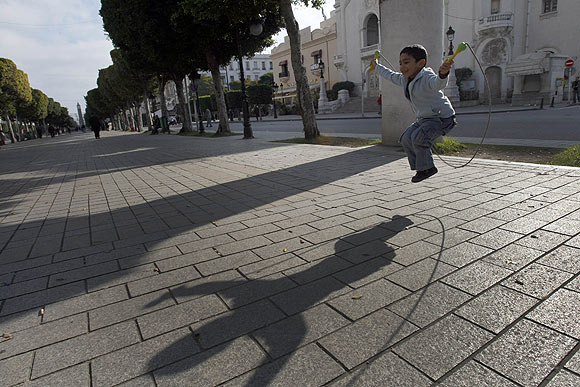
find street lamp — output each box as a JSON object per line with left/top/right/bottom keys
{"left": 446, "top": 26, "right": 455, "bottom": 56}
{"left": 272, "top": 82, "right": 278, "bottom": 119}
{"left": 319, "top": 58, "right": 325, "bottom": 79}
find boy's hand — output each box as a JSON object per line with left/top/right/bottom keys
{"left": 439, "top": 60, "right": 453, "bottom": 78}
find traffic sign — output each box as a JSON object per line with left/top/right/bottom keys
{"left": 565, "top": 59, "right": 574, "bottom": 67}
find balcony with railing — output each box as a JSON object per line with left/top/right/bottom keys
{"left": 360, "top": 44, "right": 379, "bottom": 59}
{"left": 477, "top": 12, "right": 514, "bottom": 32}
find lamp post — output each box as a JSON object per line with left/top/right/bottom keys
{"left": 272, "top": 82, "right": 278, "bottom": 118}
{"left": 446, "top": 26, "right": 455, "bottom": 56}
{"left": 444, "top": 26, "right": 460, "bottom": 104}
{"left": 317, "top": 58, "right": 329, "bottom": 113}
{"left": 237, "top": 18, "right": 264, "bottom": 139}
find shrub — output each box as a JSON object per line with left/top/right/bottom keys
{"left": 326, "top": 89, "right": 338, "bottom": 101}
{"left": 247, "top": 84, "right": 272, "bottom": 105}
{"left": 332, "top": 81, "right": 355, "bottom": 94}
{"left": 278, "top": 104, "right": 299, "bottom": 115}
{"left": 550, "top": 145, "right": 580, "bottom": 167}
{"left": 455, "top": 67, "right": 473, "bottom": 89}
{"left": 225, "top": 91, "right": 242, "bottom": 109}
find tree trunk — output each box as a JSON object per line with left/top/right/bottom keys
{"left": 142, "top": 84, "right": 153, "bottom": 130}
{"left": 123, "top": 109, "right": 130, "bottom": 131}
{"left": 116, "top": 114, "right": 122, "bottom": 131}
{"left": 6, "top": 115, "right": 16, "bottom": 143}
{"left": 176, "top": 76, "right": 192, "bottom": 133}
{"left": 15, "top": 115, "right": 23, "bottom": 141}
{"left": 136, "top": 103, "right": 144, "bottom": 132}
{"left": 207, "top": 50, "right": 230, "bottom": 134}
{"left": 159, "top": 75, "right": 169, "bottom": 121}
{"left": 279, "top": 0, "right": 319, "bottom": 139}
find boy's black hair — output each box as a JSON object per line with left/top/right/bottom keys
{"left": 400, "top": 44, "right": 427, "bottom": 63}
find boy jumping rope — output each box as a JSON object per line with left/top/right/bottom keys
{"left": 373, "top": 44, "right": 456, "bottom": 183}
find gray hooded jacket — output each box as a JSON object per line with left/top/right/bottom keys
{"left": 376, "top": 64, "right": 455, "bottom": 120}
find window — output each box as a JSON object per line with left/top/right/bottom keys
{"left": 261, "top": 61, "right": 266, "bottom": 70}
{"left": 365, "top": 14, "right": 379, "bottom": 46}
{"left": 253, "top": 61, "right": 257, "bottom": 69}
{"left": 246, "top": 61, "right": 250, "bottom": 70}
{"left": 279, "top": 61, "right": 289, "bottom": 77}
{"left": 229, "top": 64, "right": 233, "bottom": 71}
{"left": 269, "top": 62, "right": 273, "bottom": 70}
{"left": 230, "top": 75, "right": 234, "bottom": 82}
{"left": 543, "top": 0, "right": 557, "bottom": 13}
{"left": 255, "top": 75, "right": 259, "bottom": 80}
{"left": 247, "top": 75, "right": 251, "bottom": 80}
{"left": 491, "top": 0, "right": 500, "bottom": 14}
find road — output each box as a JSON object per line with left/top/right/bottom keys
{"left": 226, "top": 105, "right": 580, "bottom": 142}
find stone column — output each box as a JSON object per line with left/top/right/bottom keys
{"left": 445, "top": 70, "right": 460, "bottom": 104}
{"left": 379, "top": 0, "right": 445, "bottom": 145}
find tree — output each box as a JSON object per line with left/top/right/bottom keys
{"left": 101, "top": 0, "right": 204, "bottom": 133}
{"left": 259, "top": 72, "right": 274, "bottom": 85}
{"left": 111, "top": 49, "right": 157, "bottom": 131}
{"left": 19, "top": 88, "right": 49, "bottom": 137}
{"left": 279, "top": 0, "right": 323, "bottom": 139}
{"left": 197, "top": 75, "right": 215, "bottom": 96}
{"left": 0, "top": 59, "right": 32, "bottom": 142}
{"left": 247, "top": 84, "right": 272, "bottom": 105}
{"left": 179, "top": 0, "right": 283, "bottom": 136}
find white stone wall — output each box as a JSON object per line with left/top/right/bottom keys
{"left": 334, "top": 0, "right": 380, "bottom": 96}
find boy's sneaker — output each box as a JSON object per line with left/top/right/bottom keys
{"left": 411, "top": 167, "right": 438, "bottom": 183}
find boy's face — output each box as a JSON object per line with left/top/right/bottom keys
{"left": 399, "top": 53, "right": 426, "bottom": 79}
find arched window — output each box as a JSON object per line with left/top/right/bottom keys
{"left": 365, "top": 14, "right": 379, "bottom": 47}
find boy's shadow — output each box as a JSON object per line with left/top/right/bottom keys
{"left": 147, "top": 215, "right": 413, "bottom": 385}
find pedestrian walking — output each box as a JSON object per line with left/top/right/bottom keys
{"left": 205, "top": 109, "right": 213, "bottom": 127}
{"left": 377, "top": 94, "right": 382, "bottom": 115}
{"left": 48, "top": 124, "right": 55, "bottom": 138}
{"left": 89, "top": 115, "right": 101, "bottom": 139}
{"left": 373, "top": 44, "right": 457, "bottom": 183}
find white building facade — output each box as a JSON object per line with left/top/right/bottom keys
{"left": 334, "top": 0, "right": 579, "bottom": 105}
{"left": 200, "top": 54, "right": 274, "bottom": 89}
{"left": 333, "top": 0, "right": 381, "bottom": 97}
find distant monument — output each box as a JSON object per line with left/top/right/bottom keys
{"left": 76, "top": 102, "right": 84, "bottom": 127}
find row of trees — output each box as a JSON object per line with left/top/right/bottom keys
{"left": 0, "top": 58, "right": 74, "bottom": 143}
{"left": 89, "top": 0, "right": 323, "bottom": 139}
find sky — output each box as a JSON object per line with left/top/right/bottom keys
{"left": 0, "top": 0, "right": 336, "bottom": 124}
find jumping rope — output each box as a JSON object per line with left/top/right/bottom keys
{"left": 371, "top": 42, "right": 492, "bottom": 168}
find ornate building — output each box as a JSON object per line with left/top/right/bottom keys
{"left": 334, "top": 0, "right": 578, "bottom": 105}
{"left": 446, "top": 0, "right": 577, "bottom": 105}
{"left": 333, "top": 0, "right": 381, "bottom": 97}
{"left": 270, "top": 14, "right": 338, "bottom": 104}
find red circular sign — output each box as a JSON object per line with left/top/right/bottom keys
{"left": 565, "top": 59, "right": 575, "bottom": 67}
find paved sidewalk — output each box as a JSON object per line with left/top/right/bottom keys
{"left": 1, "top": 131, "right": 580, "bottom": 386}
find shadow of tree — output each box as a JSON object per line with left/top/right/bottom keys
{"left": 146, "top": 217, "right": 412, "bottom": 386}
{"left": 0, "top": 133, "right": 410, "bottom": 385}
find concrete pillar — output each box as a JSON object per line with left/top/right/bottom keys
{"left": 379, "top": 0, "right": 445, "bottom": 145}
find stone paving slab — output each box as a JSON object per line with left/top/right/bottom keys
{"left": 1, "top": 131, "right": 580, "bottom": 386}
